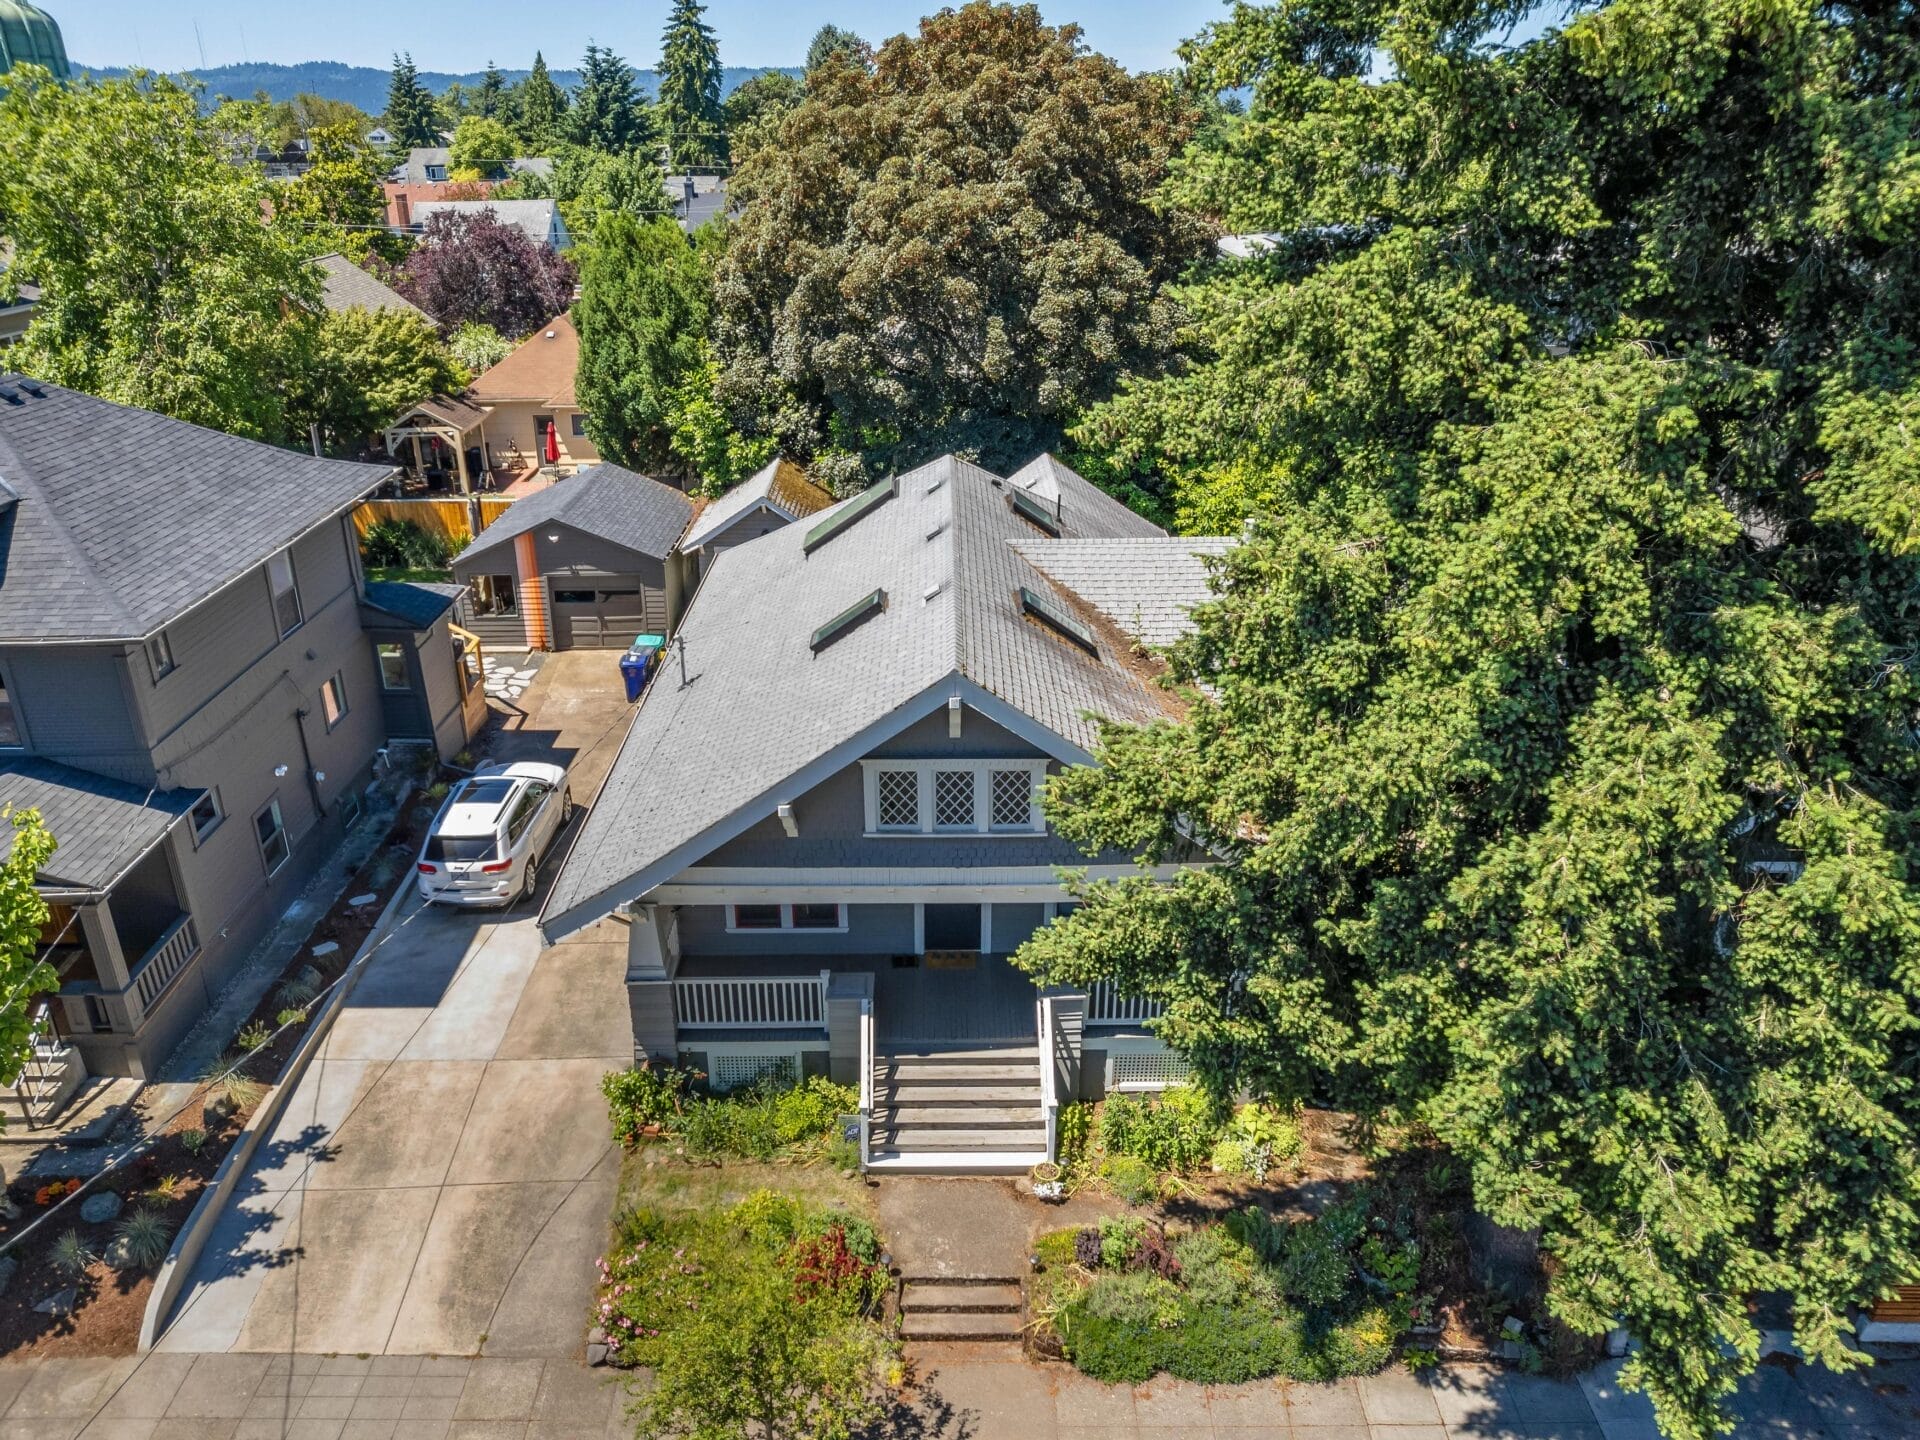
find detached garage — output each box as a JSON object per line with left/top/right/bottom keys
{"left": 450, "top": 464, "right": 695, "bottom": 651}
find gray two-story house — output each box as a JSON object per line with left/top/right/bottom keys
{"left": 540, "top": 453, "right": 1229, "bottom": 1172}
{"left": 0, "top": 375, "right": 422, "bottom": 1082}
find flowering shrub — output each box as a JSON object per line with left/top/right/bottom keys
{"left": 601, "top": 1065, "right": 690, "bottom": 1148}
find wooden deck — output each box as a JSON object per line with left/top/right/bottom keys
{"left": 675, "top": 954, "right": 1043, "bottom": 1044}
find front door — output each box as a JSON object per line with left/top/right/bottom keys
{"left": 924, "top": 903, "right": 982, "bottom": 954}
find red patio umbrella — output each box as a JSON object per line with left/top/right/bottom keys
{"left": 544, "top": 421, "right": 560, "bottom": 466}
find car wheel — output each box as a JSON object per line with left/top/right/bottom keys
{"left": 561, "top": 788, "right": 574, "bottom": 826}
{"left": 521, "top": 857, "right": 539, "bottom": 904}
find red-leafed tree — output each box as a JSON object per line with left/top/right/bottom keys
{"left": 388, "top": 207, "right": 576, "bottom": 342}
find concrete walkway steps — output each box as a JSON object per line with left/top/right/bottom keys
{"left": 899, "top": 1276, "right": 1026, "bottom": 1342}
{"left": 872, "top": 1044, "right": 1048, "bottom": 1168}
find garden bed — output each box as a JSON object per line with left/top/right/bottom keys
{"left": 0, "top": 769, "right": 444, "bottom": 1359}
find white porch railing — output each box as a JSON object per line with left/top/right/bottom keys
{"left": 131, "top": 915, "right": 200, "bottom": 1014}
{"left": 1037, "top": 996, "right": 1059, "bottom": 1163}
{"left": 674, "top": 972, "right": 830, "bottom": 1030}
{"left": 1088, "top": 981, "right": 1165, "bottom": 1026}
{"left": 857, "top": 999, "right": 874, "bottom": 1168}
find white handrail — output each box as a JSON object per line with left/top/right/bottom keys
{"left": 673, "top": 973, "right": 829, "bottom": 1029}
{"left": 1036, "top": 997, "right": 1059, "bottom": 1162}
{"left": 1088, "top": 981, "right": 1166, "bottom": 1026}
{"left": 857, "top": 999, "right": 874, "bottom": 1169}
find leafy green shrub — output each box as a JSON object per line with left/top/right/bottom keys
{"left": 1099, "top": 1153, "right": 1157, "bottom": 1205}
{"left": 733, "top": 1189, "right": 804, "bottom": 1246}
{"left": 179, "top": 1128, "right": 207, "bottom": 1155}
{"left": 1056, "top": 1101, "right": 1093, "bottom": 1164}
{"left": 1230, "top": 1103, "right": 1304, "bottom": 1162}
{"left": 1174, "top": 1226, "right": 1268, "bottom": 1308}
{"left": 1097, "top": 1085, "right": 1220, "bottom": 1173}
{"left": 1099, "top": 1215, "right": 1147, "bottom": 1270}
{"left": 50, "top": 1229, "right": 95, "bottom": 1276}
{"left": 677, "top": 1073, "right": 857, "bottom": 1159}
{"left": 1034, "top": 1227, "right": 1080, "bottom": 1269}
{"left": 771, "top": 1075, "right": 858, "bottom": 1145}
{"left": 601, "top": 1065, "right": 690, "bottom": 1147}
{"left": 1164, "top": 1302, "right": 1301, "bottom": 1384}
{"left": 276, "top": 1007, "right": 309, "bottom": 1028}
{"left": 237, "top": 1021, "right": 273, "bottom": 1052}
{"left": 1225, "top": 1204, "right": 1288, "bottom": 1265}
{"left": 112, "top": 1208, "right": 172, "bottom": 1270}
{"left": 361, "top": 519, "right": 456, "bottom": 570}
{"left": 1060, "top": 1306, "right": 1166, "bottom": 1383}
{"left": 1280, "top": 1221, "right": 1353, "bottom": 1307}
{"left": 1289, "top": 1304, "right": 1399, "bottom": 1381}
{"left": 1083, "top": 1270, "right": 1184, "bottom": 1329}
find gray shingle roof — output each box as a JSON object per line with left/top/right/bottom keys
{"left": 679, "top": 457, "right": 836, "bottom": 552}
{"left": 542, "top": 454, "right": 1175, "bottom": 935}
{"left": 312, "top": 254, "right": 428, "bottom": 320}
{"left": 0, "top": 757, "right": 200, "bottom": 892}
{"left": 1011, "top": 538, "right": 1235, "bottom": 649}
{"left": 0, "top": 376, "right": 396, "bottom": 642}
{"left": 453, "top": 464, "right": 694, "bottom": 568}
{"left": 362, "top": 580, "right": 463, "bottom": 628}
{"left": 410, "top": 199, "right": 567, "bottom": 249}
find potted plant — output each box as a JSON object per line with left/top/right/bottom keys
{"left": 1029, "top": 1162, "right": 1065, "bottom": 1202}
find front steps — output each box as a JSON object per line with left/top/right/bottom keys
{"left": 868, "top": 1044, "right": 1048, "bottom": 1173}
{"left": 898, "top": 1276, "right": 1025, "bottom": 1342}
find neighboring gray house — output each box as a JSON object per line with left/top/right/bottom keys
{"left": 540, "top": 453, "right": 1227, "bottom": 1172}
{"left": 359, "top": 581, "right": 487, "bottom": 761}
{"left": 408, "top": 199, "right": 573, "bottom": 252}
{"left": 0, "top": 375, "right": 424, "bottom": 1083}
{"left": 312, "top": 253, "right": 428, "bottom": 321}
{"left": 677, "top": 457, "right": 836, "bottom": 585}
{"left": 451, "top": 464, "right": 694, "bottom": 651}
{"left": 399, "top": 147, "right": 553, "bottom": 184}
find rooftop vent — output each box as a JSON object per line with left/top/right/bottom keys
{"left": 1010, "top": 486, "right": 1062, "bottom": 536}
{"left": 811, "top": 588, "right": 887, "bottom": 653}
{"left": 1018, "top": 586, "right": 1096, "bottom": 654}
{"left": 804, "top": 475, "right": 897, "bottom": 555}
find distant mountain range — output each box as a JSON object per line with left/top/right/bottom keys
{"left": 74, "top": 61, "right": 801, "bottom": 115}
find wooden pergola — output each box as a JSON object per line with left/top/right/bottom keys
{"left": 383, "top": 395, "right": 493, "bottom": 495}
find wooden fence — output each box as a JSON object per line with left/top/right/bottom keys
{"left": 351, "top": 497, "right": 516, "bottom": 554}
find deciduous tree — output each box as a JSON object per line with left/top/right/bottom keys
{"left": 449, "top": 115, "right": 517, "bottom": 178}
{"left": 722, "top": 70, "right": 802, "bottom": 168}
{"left": 276, "top": 122, "right": 390, "bottom": 262}
{"left": 1019, "top": 1, "right": 1920, "bottom": 1436}
{"left": 296, "top": 306, "right": 469, "bottom": 451}
{"left": 389, "top": 207, "right": 576, "bottom": 340}
{"left": 0, "top": 67, "right": 320, "bottom": 441}
{"left": 713, "top": 1, "right": 1208, "bottom": 480}
{"left": 0, "top": 810, "right": 60, "bottom": 1102}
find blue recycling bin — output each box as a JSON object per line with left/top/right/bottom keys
{"left": 619, "top": 634, "right": 667, "bottom": 702}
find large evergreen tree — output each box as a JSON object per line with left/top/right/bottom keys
{"left": 1018, "top": 0, "right": 1920, "bottom": 1435}
{"left": 380, "top": 52, "right": 439, "bottom": 151}
{"left": 515, "top": 51, "right": 569, "bottom": 152}
{"left": 568, "top": 43, "right": 649, "bottom": 155}
{"left": 713, "top": 1, "right": 1209, "bottom": 482}
{"left": 657, "top": 0, "right": 725, "bottom": 170}
{"left": 804, "top": 24, "right": 870, "bottom": 74}
{"left": 474, "top": 60, "right": 507, "bottom": 121}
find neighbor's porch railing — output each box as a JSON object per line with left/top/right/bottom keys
{"left": 673, "top": 972, "right": 830, "bottom": 1030}
{"left": 1087, "top": 981, "right": 1165, "bottom": 1026}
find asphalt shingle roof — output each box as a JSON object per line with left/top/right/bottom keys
{"left": 0, "top": 376, "right": 396, "bottom": 641}
{"left": 312, "top": 253, "right": 428, "bottom": 320}
{"left": 0, "top": 757, "right": 200, "bottom": 892}
{"left": 678, "top": 457, "right": 837, "bottom": 552}
{"left": 453, "top": 464, "right": 694, "bottom": 568}
{"left": 468, "top": 313, "right": 577, "bottom": 407}
{"left": 362, "top": 580, "right": 464, "bottom": 628}
{"left": 1010, "top": 537, "right": 1235, "bottom": 649}
{"left": 410, "top": 199, "right": 567, "bottom": 249}
{"left": 542, "top": 454, "right": 1177, "bottom": 935}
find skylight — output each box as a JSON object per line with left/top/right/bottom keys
{"left": 1018, "top": 586, "right": 1096, "bottom": 654}
{"left": 811, "top": 589, "right": 887, "bottom": 652}
{"left": 804, "top": 476, "right": 897, "bottom": 554}
{"left": 1010, "top": 486, "right": 1061, "bottom": 536}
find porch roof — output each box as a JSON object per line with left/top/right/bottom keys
{"left": 0, "top": 758, "right": 199, "bottom": 894}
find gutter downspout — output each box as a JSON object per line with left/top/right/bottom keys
{"left": 292, "top": 704, "right": 327, "bottom": 818}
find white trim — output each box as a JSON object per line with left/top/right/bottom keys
{"left": 860, "top": 758, "right": 1047, "bottom": 836}
{"left": 723, "top": 902, "right": 848, "bottom": 934}
{"left": 913, "top": 903, "right": 925, "bottom": 955}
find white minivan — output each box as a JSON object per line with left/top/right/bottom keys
{"left": 415, "top": 762, "right": 573, "bottom": 907}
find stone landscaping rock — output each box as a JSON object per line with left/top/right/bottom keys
{"left": 349, "top": 893, "right": 377, "bottom": 907}
{"left": 311, "top": 941, "right": 340, "bottom": 958}
{"left": 79, "top": 1190, "right": 122, "bottom": 1224}
{"left": 104, "top": 1236, "right": 138, "bottom": 1271}
{"left": 33, "top": 1287, "right": 76, "bottom": 1317}
{"left": 587, "top": 1341, "right": 609, "bottom": 1366}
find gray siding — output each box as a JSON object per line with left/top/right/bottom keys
{"left": 678, "top": 902, "right": 917, "bottom": 957}
{"left": 454, "top": 521, "right": 681, "bottom": 652}
{"left": 366, "top": 616, "right": 468, "bottom": 760}
{"left": 0, "top": 644, "right": 150, "bottom": 784}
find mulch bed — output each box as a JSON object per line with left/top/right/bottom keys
{"left": 0, "top": 784, "right": 441, "bottom": 1359}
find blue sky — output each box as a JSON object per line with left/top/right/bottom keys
{"left": 56, "top": 1, "right": 1235, "bottom": 75}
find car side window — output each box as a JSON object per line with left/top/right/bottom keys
{"left": 506, "top": 791, "right": 539, "bottom": 845}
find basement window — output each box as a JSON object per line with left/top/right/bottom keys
{"left": 803, "top": 475, "right": 897, "bottom": 554}
{"left": 1018, "top": 586, "right": 1096, "bottom": 654}
{"left": 810, "top": 589, "right": 886, "bottom": 653}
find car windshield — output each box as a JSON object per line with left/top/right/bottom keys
{"left": 426, "top": 834, "right": 498, "bottom": 863}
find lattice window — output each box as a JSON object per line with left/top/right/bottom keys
{"left": 876, "top": 768, "right": 919, "bottom": 829}
{"left": 1109, "top": 1050, "right": 1192, "bottom": 1091}
{"left": 991, "top": 768, "right": 1033, "bottom": 829}
{"left": 934, "top": 769, "right": 975, "bottom": 829}
{"left": 708, "top": 1052, "right": 799, "bottom": 1094}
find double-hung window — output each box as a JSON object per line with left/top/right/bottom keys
{"left": 255, "top": 799, "right": 290, "bottom": 876}
{"left": 725, "top": 903, "right": 847, "bottom": 933}
{"left": 267, "top": 549, "right": 303, "bottom": 637}
{"left": 146, "top": 630, "right": 176, "bottom": 681}
{"left": 861, "top": 760, "right": 1047, "bottom": 836}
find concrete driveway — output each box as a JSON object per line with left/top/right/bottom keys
{"left": 152, "top": 649, "right": 640, "bottom": 1359}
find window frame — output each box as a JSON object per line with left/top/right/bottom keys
{"left": 569, "top": 413, "right": 589, "bottom": 438}
{"left": 320, "top": 672, "right": 348, "bottom": 731}
{"left": 145, "top": 629, "right": 177, "bottom": 682}
{"left": 473, "top": 574, "right": 518, "bottom": 616}
{"left": 724, "top": 902, "right": 848, "bottom": 934}
{"left": 189, "top": 788, "right": 224, "bottom": 846}
{"left": 859, "top": 759, "right": 1048, "bottom": 837}
{"left": 254, "top": 798, "right": 290, "bottom": 877}
{"left": 376, "top": 642, "right": 411, "bottom": 692}
{"left": 266, "top": 548, "right": 304, "bottom": 638}
{"left": 0, "top": 667, "right": 19, "bottom": 748}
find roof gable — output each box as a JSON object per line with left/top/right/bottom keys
{"left": 0, "top": 376, "right": 393, "bottom": 642}
{"left": 679, "top": 457, "right": 837, "bottom": 553}
{"left": 469, "top": 312, "right": 578, "bottom": 406}
{"left": 452, "top": 464, "right": 694, "bottom": 567}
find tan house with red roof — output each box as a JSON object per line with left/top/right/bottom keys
{"left": 468, "top": 312, "right": 597, "bottom": 476}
